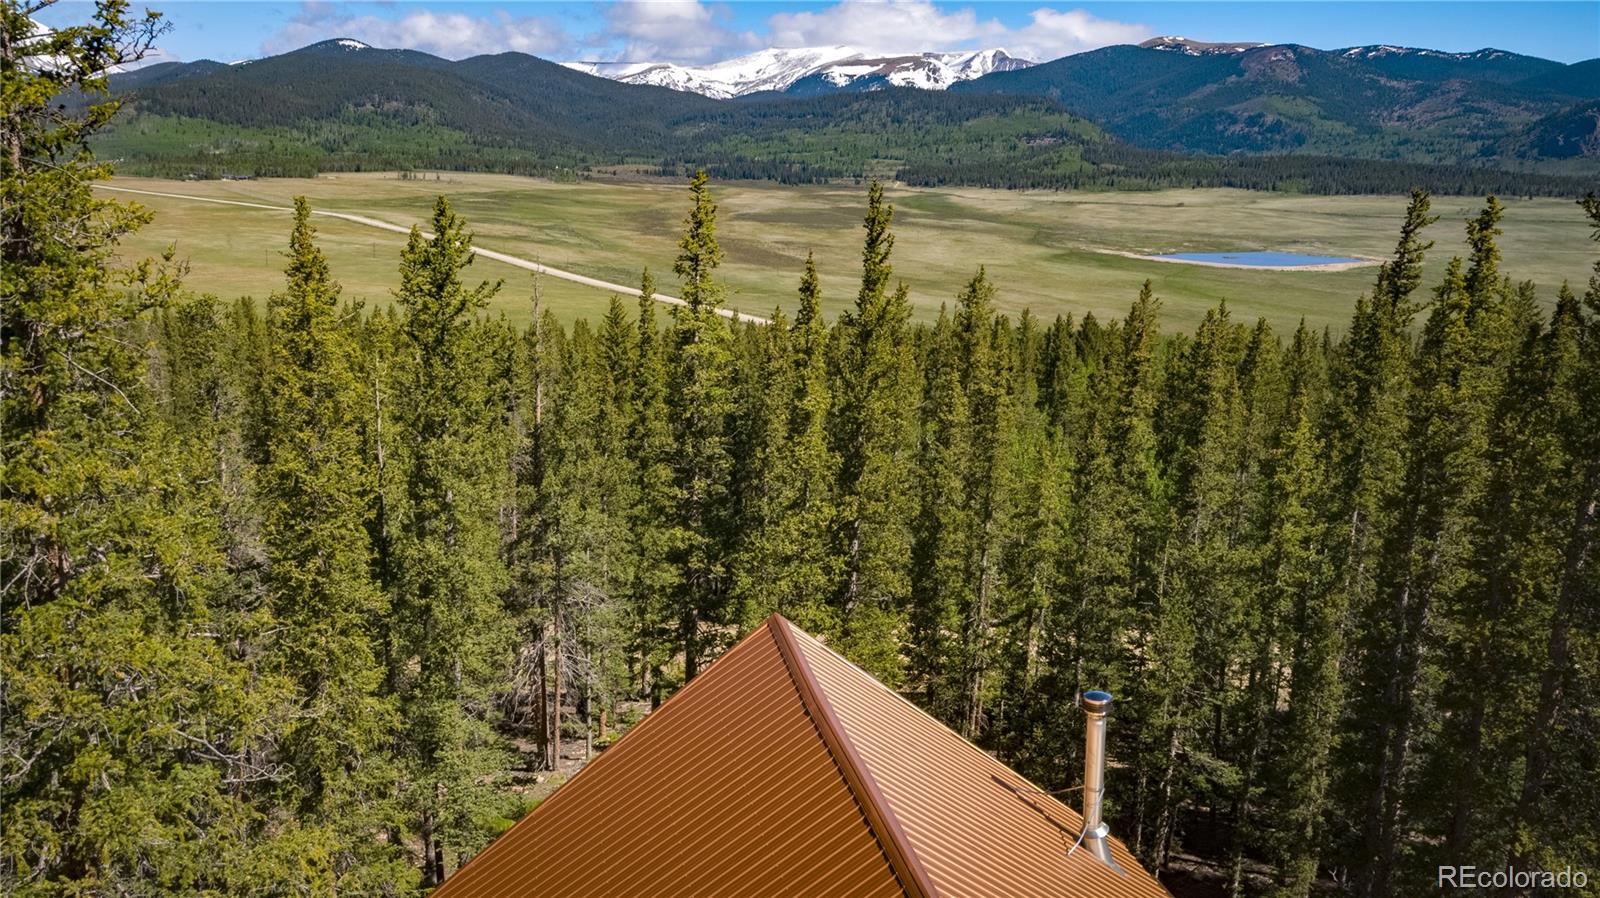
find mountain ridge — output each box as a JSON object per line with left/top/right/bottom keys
{"left": 952, "top": 40, "right": 1598, "bottom": 161}
{"left": 94, "top": 36, "right": 1597, "bottom": 192}
{"left": 562, "top": 45, "right": 1032, "bottom": 98}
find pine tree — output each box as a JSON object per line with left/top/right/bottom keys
{"left": 667, "top": 171, "right": 736, "bottom": 681}
{"left": 157, "top": 293, "right": 262, "bottom": 586}
{"left": 594, "top": 296, "right": 644, "bottom": 705}
{"left": 1321, "top": 190, "right": 1434, "bottom": 882}
{"left": 1144, "top": 301, "right": 1250, "bottom": 870}
{"left": 1035, "top": 284, "right": 1169, "bottom": 856}
{"left": 627, "top": 270, "right": 679, "bottom": 704}
{"left": 1351, "top": 197, "right": 1516, "bottom": 898}
{"left": 1265, "top": 324, "right": 1339, "bottom": 898}
{"left": 1423, "top": 277, "right": 1561, "bottom": 864}
{"left": 729, "top": 306, "right": 799, "bottom": 624}
{"left": 508, "top": 300, "right": 568, "bottom": 770}
{"left": 906, "top": 268, "right": 1016, "bottom": 736}
{"left": 533, "top": 319, "right": 634, "bottom": 765}
{"left": 257, "top": 198, "right": 407, "bottom": 886}
{"left": 908, "top": 306, "right": 975, "bottom": 725}
{"left": 1, "top": 3, "right": 305, "bottom": 891}
{"left": 1506, "top": 197, "right": 1600, "bottom": 883}
{"left": 1214, "top": 317, "right": 1292, "bottom": 896}
{"left": 1102, "top": 283, "right": 1175, "bottom": 863}
{"left": 1040, "top": 312, "right": 1089, "bottom": 442}
{"left": 951, "top": 269, "right": 1016, "bottom": 739}
{"left": 988, "top": 309, "right": 1067, "bottom": 766}
{"left": 832, "top": 179, "right": 919, "bottom": 683}
{"left": 389, "top": 197, "right": 513, "bottom": 885}
{"left": 778, "top": 254, "right": 843, "bottom": 634}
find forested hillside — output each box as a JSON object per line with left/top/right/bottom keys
{"left": 95, "top": 39, "right": 1598, "bottom": 197}
{"left": 954, "top": 42, "right": 1600, "bottom": 163}
{"left": 5, "top": 5, "right": 1599, "bottom": 898}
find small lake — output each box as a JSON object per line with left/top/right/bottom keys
{"left": 1152, "top": 251, "right": 1364, "bottom": 268}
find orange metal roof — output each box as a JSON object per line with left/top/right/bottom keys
{"left": 433, "top": 615, "right": 1175, "bottom": 898}
{"left": 788, "top": 623, "right": 1173, "bottom": 898}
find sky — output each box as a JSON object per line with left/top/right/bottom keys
{"left": 37, "top": 0, "right": 1600, "bottom": 66}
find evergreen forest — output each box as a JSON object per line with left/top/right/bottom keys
{"left": 4, "top": 4, "right": 1597, "bottom": 897}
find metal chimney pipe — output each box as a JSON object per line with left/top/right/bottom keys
{"left": 1079, "top": 690, "right": 1121, "bottom": 870}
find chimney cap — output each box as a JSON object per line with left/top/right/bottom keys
{"left": 1081, "top": 690, "right": 1112, "bottom": 713}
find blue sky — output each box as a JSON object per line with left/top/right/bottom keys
{"left": 39, "top": 1, "right": 1600, "bottom": 65}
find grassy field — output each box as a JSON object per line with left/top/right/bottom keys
{"left": 104, "top": 172, "right": 1596, "bottom": 333}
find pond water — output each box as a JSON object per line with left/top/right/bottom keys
{"left": 1153, "top": 251, "right": 1363, "bottom": 267}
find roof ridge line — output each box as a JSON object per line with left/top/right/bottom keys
{"left": 766, "top": 615, "right": 939, "bottom": 898}
{"left": 804, "top": 631, "right": 1092, "bottom": 825}
{"left": 432, "top": 626, "right": 780, "bottom": 896}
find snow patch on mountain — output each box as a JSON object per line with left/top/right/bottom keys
{"left": 1339, "top": 45, "right": 1513, "bottom": 61}
{"left": 564, "top": 46, "right": 1032, "bottom": 98}
{"left": 1140, "top": 36, "right": 1264, "bottom": 55}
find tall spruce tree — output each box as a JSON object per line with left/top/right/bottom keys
{"left": 1266, "top": 324, "right": 1338, "bottom": 898}
{"left": 725, "top": 257, "right": 841, "bottom": 636}
{"left": 778, "top": 254, "right": 843, "bottom": 634}
{"left": 951, "top": 269, "right": 1016, "bottom": 739}
{"left": 627, "top": 270, "right": 679, "bottom": 703}
{"left": 1110, "top": 283, "right": 1174, "bottom": 864}
{"left": 258, "top": 199, "right": 406, "bottom": 887}
{"left": 908, "top": 306, "right": 975, "bottom": 724}
{"left": 908, "top": 268, "right": 1016, "bottom": 736}
{"left": 1, "top": 3, "right": 309, "bottom": 891}
{"left": 667, "top": 171, "right": 735, "bottom": 681}
{"left": 593, "top": 296, "right": 644, "bottom": 710}
{"left": 1322, "top": 190, "right": 1434, "bottom": 883}
{"left": 508, "top": 302, "right": 569, "bottom": 770}
{"left": 730, "top": 307, "right": 798, "bottom": 624}
{"left": 1035, "top": 283, "right": 1169, "bottom": 858}
{"left": 1426, "top": 279, "right": 1561, "bottom": 864}
{"left": 1505, "top": 197, "right": 1600, "bottom": 884}
{"left": 536, "top": 319, "right": 634, "bottom": 761}
{"left": 1143, "top": 302, "right": 1250, "bottom": 869}
{"left": 1350, "top": 198, "right": 1515, "bottom": 898}
{"left": 988, "top": 310, "right": 1068, "bottom": 766}
{"left": 832, "top": 179, "right": 919, "bottom": 683}
{"left": 157, "top": 293, "right": 263, "bottom": 592}
{"left": 1219, "top": 317, "right": 1291, "bottom": 897}
{"left": 389, "top": 197, "right": 513, "bottom": 886}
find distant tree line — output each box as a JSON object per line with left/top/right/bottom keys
{"left": 900, "top": 142, "right": 1598, "bottom": 197}
{"left": 5, "top": 5, "right": 1598, "bottom": 897}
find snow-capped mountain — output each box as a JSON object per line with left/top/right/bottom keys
{"left": 1139, "top": 36, "right": 1264, "bottom": 55}
{"left": 564, "top": 46, "right": 1033, "bottom": 99}
{"left": 1337, "top": 45, "right": 1515, "bottom": 61}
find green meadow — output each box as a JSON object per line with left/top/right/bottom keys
{"left": 107, "top": 172, "right": 1596, "bottom": 332}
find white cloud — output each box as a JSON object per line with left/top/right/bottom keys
{"left": 766, "top": 0, "right": 1149, "bottom": 62}
{"left": 1010, "top": 7, "right": 1151, "bottom": 60}
{"left": 264, "top": 3, "right": 567, "bottom": 59}
{"left": 596, "top": 0, "right": 759, "bottom": 63}
{"left": 768, "top": 0, "right": 1001, "bottom": 55}
{"left": 257, "top": 0, "right": 1148, "bottom": 66}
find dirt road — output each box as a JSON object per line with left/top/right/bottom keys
{"left": 95, "top": 184, "right": 769, "bottom": 324}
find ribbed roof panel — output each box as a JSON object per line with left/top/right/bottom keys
{"left": 432, "top": 623, "right": 907, "bottom": 898}
{"left": 434, "top": 615, "right": 1174, "bottom": 898}
{"left": 790, "top": 624, "right": 1174, "bottom": 898}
